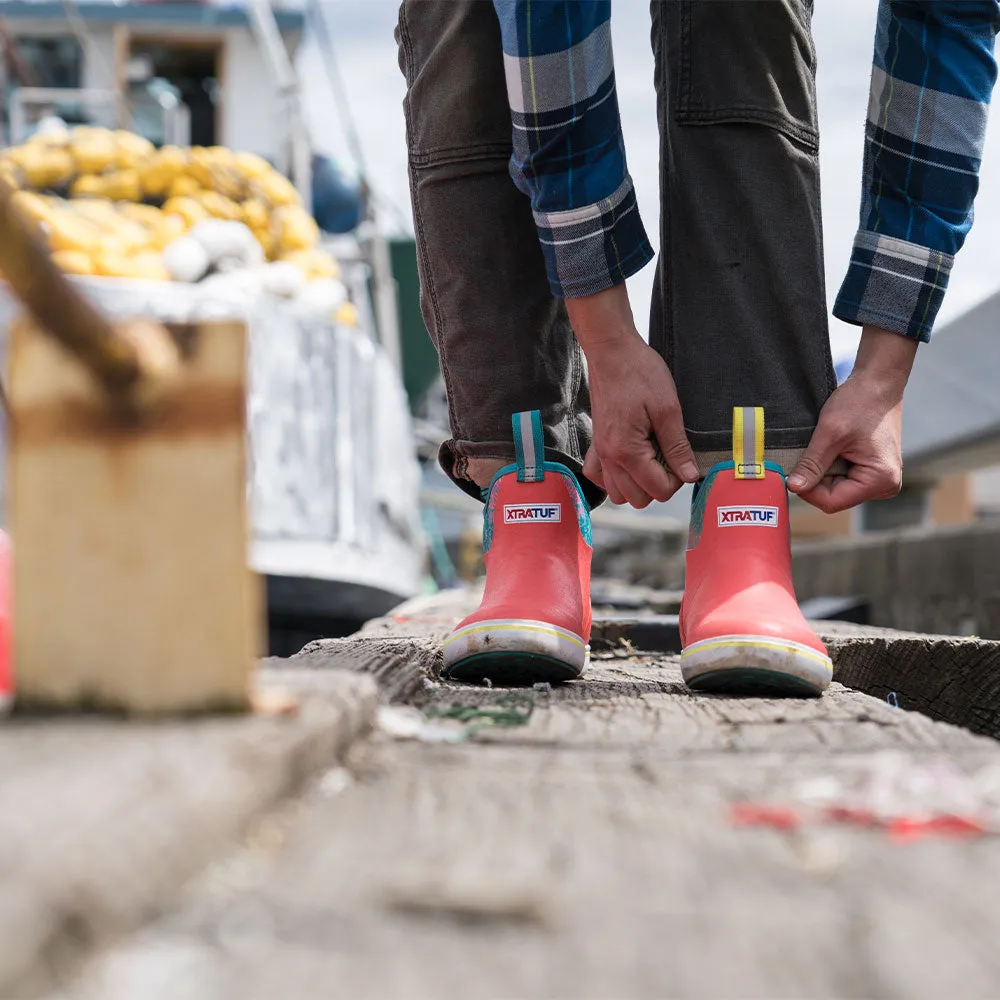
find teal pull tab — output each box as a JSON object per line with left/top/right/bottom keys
{"left": 512, "top": 410, "right": 545, "bottom": 482}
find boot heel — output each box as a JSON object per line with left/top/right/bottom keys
{"left": 681, "top": 634, "right": 832, "bottom": 697}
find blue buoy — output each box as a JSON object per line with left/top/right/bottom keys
{"left": 311, "top": 154, "right": 364, "bottom": 233}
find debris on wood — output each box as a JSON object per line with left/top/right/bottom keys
{"left": 730, "top": 752, "right": 1000, "bottom": 840}
{"left": 377, "top": 705, "right": 466, "bottom": 744}
{"left": 385, "top": 880, "right": 550, "bottom": 928}
{"left": 251, "top": 686, "right": 300, "bottom": 718}
{"left": 729, "top": 803, "right": 804, "bottom": 830}
{"left": 377, "top": 694, "right": 536, "bottom": 744}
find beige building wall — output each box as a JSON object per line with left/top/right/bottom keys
{"left": 930, "top": 474, "right": 974, "bottom": 526}
{"left": 789, "top": 504, "right": 853, "bottom": 541}
{"left": 789, "top": 473, "right": 974, "bottom": 542}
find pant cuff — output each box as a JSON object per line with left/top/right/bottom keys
{"left": 439, "top": 438, "right": 607, "bottom": 509}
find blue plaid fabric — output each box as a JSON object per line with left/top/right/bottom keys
{"left": 494, "top": 0, "right": 998, "bottom": 330}
{"left": 492, "top": 0, "right": 654, "bottom": 298}
{"left": 835, "top": 0, "right": 1000, "bottom": 341}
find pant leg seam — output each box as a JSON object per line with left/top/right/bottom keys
{"left": 398, "top": 1, "right": 466, "bottom": 443}
{"left": 678, "top": 0, "right": 692, "bottom": 115}
{"left": 408, "top": 158, "right": 465, "bottom": 443}
{"left": 399, "top": 4, "right": 464, "bottom": 443}
{"left": 675, "top": 108, "right": 819, "bottom": 151}
{"left": 410, "top": 143, "right": 512, "bottom": 167}
{"left": 398, "top": 1, "right": 414, "bottom": 87}
{"left": 569, "top": 337, "right": 584, "bottom": 463}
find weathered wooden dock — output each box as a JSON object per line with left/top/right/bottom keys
{"left": 9, "top": 588, "right": 1000, "bottom": 999}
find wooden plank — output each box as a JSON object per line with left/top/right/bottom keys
{"left": 370, "top": 590, "right": 1000, "bottom": 740}
{"left": 57, "top": 638, "right": 1000, "bottom": 1000}
{"left": 0, "top": 667, "right": 377, "bottom": 999}
{"left": 45, "top": 589, "right": 1000, "bottom": 998}
{"left": 823, "top": 623, "right": 1000, "bottom": 740}
{"left": 280, "top": 634, "right": 440, "bottom": 705}
{"left": 9, "top": 317, "right": 261, "bottom": 714}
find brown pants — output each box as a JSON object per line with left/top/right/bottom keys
{"left": 396, "top": 0, "right": 836, "bottom": 506}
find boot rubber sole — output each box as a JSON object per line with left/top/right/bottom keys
{"left": 442, "top": 619, "right": 588, "bottom": 686}
{"left": 681, "top": 634, "right": 832, "bottom": 697}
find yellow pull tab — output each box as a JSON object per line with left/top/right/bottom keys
{"left": 733, "top": 406, "right": 765, "bottom": 479}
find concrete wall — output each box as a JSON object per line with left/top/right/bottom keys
{"left": 591, "top": 526, "right": 686, "bottom": 591}
{"left": 792, "top": 520, "right": 1000, "bottom": 637}
{"left": 594, "top": 514, "right": 1000, "bottom": 639}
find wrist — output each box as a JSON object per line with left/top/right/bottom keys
{"left": 565, "top": 283, "right": 642, "bottom": 356}
{"left": 849, "top": 324, "right": 917, "bottom": 398}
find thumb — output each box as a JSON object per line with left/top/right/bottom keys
{"left": 787, "top": 428, "right": 841, "bottom": 494}
{"left": 648, "top": 404, "right": 699, "bottom": 483}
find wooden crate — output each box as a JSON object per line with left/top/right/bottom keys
{"left": 8, "top": 315, "right": 262, "bottom": 714}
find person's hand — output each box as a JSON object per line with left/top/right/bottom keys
{"left": 565, "top": 285, "right": 698, "bottom": 508}
{"left": 787, "top": 325, "right": 918, "bottom": 513}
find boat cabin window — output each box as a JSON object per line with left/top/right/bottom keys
{"left": 129, "top": 41, "right": 219, "bottom": 147}
{"left": 13, "top": 36, "right": 83, "bottom": 90}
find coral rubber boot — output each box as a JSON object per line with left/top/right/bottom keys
{"left": 442, "top": 410, "right": 592, "bottom": 685}
{"left": 679, "top": 407, "right": 832, "bottom": 696}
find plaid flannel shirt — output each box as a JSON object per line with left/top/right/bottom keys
{"left": 835, "top": 0, "right": 1000, "bottom": 341}
{"left": 492, "top": 0, "right": 654, "bottom": 299}
{"left": 496, "top": 0, "right": 999, "bottom": 341}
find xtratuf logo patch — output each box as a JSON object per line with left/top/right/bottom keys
{"left": 717, "top": 505, "right": 779, "bottom": 527}
{"left": 504, "top": 503, "right": 562, "bottom": 524}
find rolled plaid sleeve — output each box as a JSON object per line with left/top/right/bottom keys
{"left": 492, "top": 1, "right": 653, "bottom": 299}
{"left": 835, "top": 0, "right": 1000, "bottom": 342}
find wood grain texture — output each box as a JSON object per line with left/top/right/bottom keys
{"left": 280, "top": 634, "right": 440, "bottom": 705}
{"left": 9, "top": 317, "right": 260, "bottom": 714}
{"left": 55, "top": 596, "right": 1000, "bottom": 1000}
{"left": 823, "top": 624, "right": 1000, "bottom": 740}
{"left": 320, "top": 591, "right": 1000, "bottom": 743}
{"left": 0, "top": 667, "right": 377, "bottom": 999}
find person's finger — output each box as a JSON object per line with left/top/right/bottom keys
{"left": 799, "top": 465, "right": 900, "bottom": 514}
{"left": 799, "top": 476, "right": 870, "bottom": 514}
{"left": 647, "top": 400, "right": 699, "bottom": 483}
{"left": 626, "top": 450, "right": 684, "bottom": 503}
{"left": 609, "top": 464, "right": 654, "bottom": 509}
{"left": 796, "top": 472, "right": 844, "bottom": 513}
{"left": 602, "top": 465, "right": 627, "bottom": 506}
{"left": 787, "top": 422, "right": 842, "bottom": 494}
{"left": 583, "top": 447, "right": 605, "bottom": 488}
{"left": 622, "top": 440, "right": 674, "bottom": 502}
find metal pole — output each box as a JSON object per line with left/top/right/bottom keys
{"left": 246, "top": 0, "right": 312, "bottom": 210}
{"left": 304, "top": 0, "right": 368, "bottom": 183}
{"left": 366, "top": 225, "right": 402, "bottom": 371}
{"left": 304, "top": 0, "right": 403, "bottom": 370}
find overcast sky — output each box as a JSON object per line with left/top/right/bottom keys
{"left": 300, "top": 0, "right": 1000, "bottom": 363}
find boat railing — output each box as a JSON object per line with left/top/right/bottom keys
{"left": 9, "top": 87, "right": 121, "bottom": 145}
{"left": 7, "top": 86, "right": 190, "bottom": 148}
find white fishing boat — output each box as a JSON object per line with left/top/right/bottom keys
{"left": 0, "top": 0, "right": 427, "bottom": 652}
